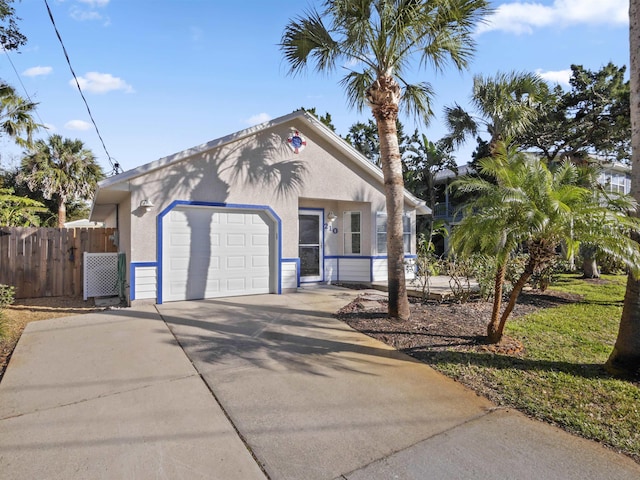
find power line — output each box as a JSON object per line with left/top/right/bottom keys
{"left": 43, "top": 0, "right": 120, "bottom": 175}
{"left": 2, "top": 49, "right": 49, "bottom": 131}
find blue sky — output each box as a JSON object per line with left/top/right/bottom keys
{"left": 0, "top": 0, "right": 630, "bottom": 174}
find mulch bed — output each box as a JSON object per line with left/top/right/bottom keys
{"left": 336, "top": 288, "right": 583, "bottom": 357}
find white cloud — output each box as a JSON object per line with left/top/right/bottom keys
{"left": 65, "top": 120, "right": 91, "bottom": 131}
{"left": 76, "top": 0, "right": 110, "bottom": 6}
{"left": 70, "top": 8, "right": 103, "bottom": 22}
{"left": 478, "top": 0, "right": 628, "bottom": 35}
{"left": 23, "top": 66, "right": 53, "bottom": 77}
{"left": 72, "top": 72, "right": 134, "bottom": 94}
{"left": 536, "top": 68, "right": 572, "bottom": 87}
{"left": 245, "top": 113, "right": 272, "bottom": 125}
{"left": 70, "top": 0, "right": 110, "bottom": 24}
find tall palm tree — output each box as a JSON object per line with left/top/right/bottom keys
{"left": 607, "top": 0, "right": 640, "bottom": 377}
{"left": 280, "top": 0, "right": 491, "bottom": 319}
{"left": 443, "top": 71, "right": 547, "bottom": 156}
{"left": 452, "top": 142, "right": 640, "bottom": 344}
{"left": 20, "top": 135, "right": 104, "bottom": 227}
{"left": 0, "top": 82, "right": 39, "bottom": 147}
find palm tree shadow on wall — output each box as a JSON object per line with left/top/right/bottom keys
{"left": 155, "top": 131, "right": 308, "bottom": 301}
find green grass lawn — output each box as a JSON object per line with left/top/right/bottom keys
{"left": 429, "top": 274, "right": 640, "bottom": 462}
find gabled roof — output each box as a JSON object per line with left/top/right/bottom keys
{"left": 91, "top": 110, "right": 430, "bottom": 218}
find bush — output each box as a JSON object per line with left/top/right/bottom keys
{"left": 529, "top": 259, "right": 569, "bottom": 291}
{"left": 0, "top": 284, "right": 15, "bottom": 310}
{"left": 0, "top": 284, "right": 15, "bottom": 338}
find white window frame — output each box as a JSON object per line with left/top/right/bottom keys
{"left": 376, "top": 212, "right": 411, "bottom": 254}
{"left": 344, "top": 211, "right": 362, "bottom": 255}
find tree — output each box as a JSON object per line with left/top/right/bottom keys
{"left": 281, "top": 0, "right": 491, "bottom": 320}
{"left": 519, "top": 63, "right": 630, "bottom": 163}
{"left": 345, "top": 118, "right": 411, "bottom": 168}
{"left": 299, "top": 107, "right": 337, "bottom": 131}
{"left": 20, "top": 135, "right": 104, "bottom": 228}
{"left": 443, "top": 71, "right": 547, "bottom": 157}
{"left": 0, "top": 187, "right": 46, "bottom": 226}
{"left": 0, "top": 0, "right": 26, "bottom": 52}
{"left": 451, "top": 142, "right": 640, "bottom": 344}
{"left": 0, "top": 1, "right": 38, "bottom": 148}
{"left": 606, "top": 0, "right": 640, "bottom": 378}
{"left": 0, "top": 83, "right": 39, "bottom": 148}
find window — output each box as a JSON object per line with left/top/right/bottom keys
{"left": 376, "top": 213, "right": 411, "bottom": 254}
{"left": 344, "top": 211, "right": 361, "bottom": 254}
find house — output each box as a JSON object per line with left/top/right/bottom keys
{"left": 432, "top": 158, "right": 633, "bottom": 255}
{"left": 89, "top": 111, "right": 430, "bottom": 304}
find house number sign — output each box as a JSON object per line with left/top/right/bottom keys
{"left": 324, "top": 223, "right": 338, "bottom": 234}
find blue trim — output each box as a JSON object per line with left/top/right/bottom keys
{"left": 129, "top": 261, "right": 158, "bottom": 301}
{"left": 157, "top": 201, "right": 282, "bottom": 304}
{"left": 281, "top": 258, "right": 301, "bottom": 288}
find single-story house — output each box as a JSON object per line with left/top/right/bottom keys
{"left": 90, "top": 111, "right": 430, "bottom": 304}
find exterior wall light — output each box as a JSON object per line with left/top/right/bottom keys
{"left": 327, "top": 211, "right": 337, "bottom": 222}
{"left": 140, "top": 199, "right": 154, "bottom": 212}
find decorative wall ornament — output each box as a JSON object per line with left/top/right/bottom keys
{"left": 287, "top": 130, "right": 307, "bottom": 154}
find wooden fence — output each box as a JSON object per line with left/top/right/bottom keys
{"left": 0, "top": 227, "right": 118, "bottom": 299}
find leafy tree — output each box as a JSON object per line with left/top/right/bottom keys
{"left": 520, "top": 63, "right": 631, "bottom": 163}
{"left": 299, "top": 107, "right": 337, "bottom": 131}
{"left": 345, "top": 118, "right": 411, "bottom": 168}
{"left": 451, "top": 142, "right": 640, "bottom": 344}
{"left": 20, "top": 135, "right": 104, "bottom": 228}
{"left": 280, "top": 0, "right": 491, "bottom": 319}
{"left": 346, "top": 119, "right": 381, "bottom": 166}
{"left": 0, "top": 187, "right": 46, "bottom": 226}
{"left": 0, "top": 0, "right": 26, "bottom": 52}
{"left": 404, "top": 132, "right": 457, "bottom": 212}
{"left": 607, "top": 0, "right": 640, "bottom": 378}
{"left": 443, "top": 71, "right": 547, "bottom": 157}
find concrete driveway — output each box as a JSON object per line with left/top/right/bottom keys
{"left": 156, "top": 287, "right": 640, "bottom": 480}
{"left": 1, "top": 286, "right": 639, "bottom": 479}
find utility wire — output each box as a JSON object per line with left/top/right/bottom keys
{"left": 43, "top": 0, "right": 120, "bottom": 175}
{"left": 3, "top": 49, "right": 49, "bottom": 131}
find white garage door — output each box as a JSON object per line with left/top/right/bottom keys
{"left": 162, "top": 206, "right": 272, "bottom": 302}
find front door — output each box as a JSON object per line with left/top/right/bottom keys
{"left": 298, "top": 210, "right": 323, "bottom": 282}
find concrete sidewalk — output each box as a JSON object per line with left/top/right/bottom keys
{"left": 1, "top": 286, "right": 639, "bottom": 479}
{"left": 0, "top": 306, "right": 266, "bottom": 479}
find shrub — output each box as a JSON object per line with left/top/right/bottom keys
{"left": 0, "top": 284, "right": 15, "bottom": 310}
{"left": 0, "top": 284, "right": 15, "bottom": 338}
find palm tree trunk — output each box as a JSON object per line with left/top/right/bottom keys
{"left": 607, "top": 0, "right": 640, "bottom": 377}
{"left": 369, "top": 76, "right": 410, "bottom": 320}
{"left": 487, "top": 262, "right": 507, "bottom": 343}
{"left": 606, "top": 274, "right": 640, "bottom": 376}
{"left": 57, "top": 198, "right": 66, "bottom": 228}
{"left": 497, "top": 270, "right": 533, "bottom": 337}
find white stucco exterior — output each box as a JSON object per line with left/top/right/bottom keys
{"left": 90, "top": 111, "right": 429, "bottom": 304}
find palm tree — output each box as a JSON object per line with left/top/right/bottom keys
{"left": 452, "top": 142, "right": 640, "bottom": 344}
{"left": 280, "top": 0, "right": 491, "bottom": 319}
{"left": 20, "top": 135, "right": 104, "bottom": 228}
{"left": 606, "top": 0, "right": 640, "bottom": 377}
{"left": 0, "top": 82, "right": 39, "bottom": 147}
{"left": 443, "top": 71, "right": 547, "bottom": 156}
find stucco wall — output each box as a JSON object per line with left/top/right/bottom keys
{"left": 126, "top": 119, "right": 406, "bottom": 263}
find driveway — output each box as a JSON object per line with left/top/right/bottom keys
{"left": 156, "top": 287, "right": 640, "bottom": 480}
{"left": 2, "top": 286, "right": 639, "bottom": 479}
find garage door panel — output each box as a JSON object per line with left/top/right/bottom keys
{"left": 163, "top": 207, "right": 273, "bottom": 302}
{"left": 226, "top": 233, "right": 246, "bottom": 247}
{"left": 226, "top": 256, "right": 246, "bottom": 269}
